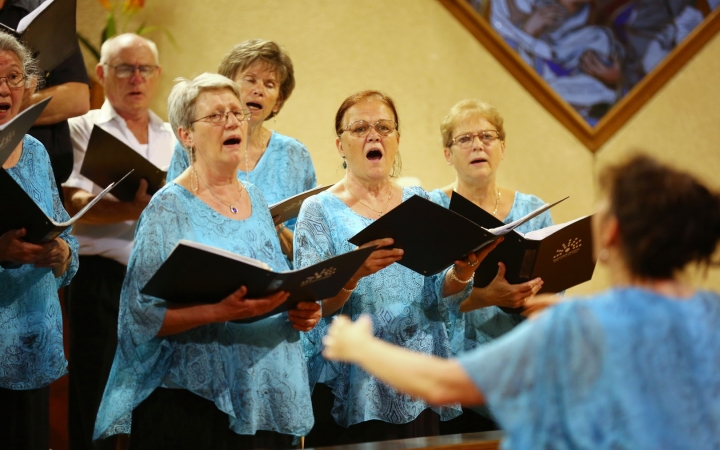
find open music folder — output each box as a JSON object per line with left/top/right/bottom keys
{"left": 80, "top": 125, "right": 167, "bottom": 202}
{"left": 268, "top": 185, "right": 332, "bottom": 224}
{"left": 0, "top": 0, "right": 77, "bottom": 72}
{"left": 449, "top": 192, "right": 596, "bottom": 294}
{"left": 141, "top": 240, "right": 376, "bottom": 323}
{"left": 347, "top": 195, "right": 563, "bottom": 276}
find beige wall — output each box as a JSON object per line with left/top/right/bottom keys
{"left": 77, "top": 0, "right": 720, "bottom": 295}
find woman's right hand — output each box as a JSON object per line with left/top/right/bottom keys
{"left": 0, "top": 228, "right": 59, "bottom": 265}
{"left": 347, "top": 238, "right": 403, "bottom": 284}
{"left": 460, "top": 262, "right": 543, "bottom": 312}
{"left": 214, "top": 286, "right": 289, "bottom": 322}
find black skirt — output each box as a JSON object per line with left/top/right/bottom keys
{"left": 0, "top": 386, "right": 49, "bottom": 450}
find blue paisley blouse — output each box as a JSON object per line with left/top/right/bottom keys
{"left": 93, "top": 182, "right": 313, "bottom": 440}
{"left": 166, "top": 131, "right": 317, "bottom": 231}
{"left": 428, "top": 189, "right": 553, "bottom": 355}
{"left": 294, "top": 187, "right": 468, "bottom": 427}
{"left": 0, "top": 136, "right": 79, "bottom": 389}
{"left": 459, "top": 288, "right": 720, "bottom": 450}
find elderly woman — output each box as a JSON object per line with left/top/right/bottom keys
{"left": 93, "top": 73, "right": 321, "bottom": 449}
{"left": 294, "top": 90, "right": 493, "bottom": 447}
{"left": 166, "top": 39, "right": 316, "bottom": 262}
{"left": 0, "top": 32, "right": 79, "bottom": 450}
{"left": 429, "top": 100, "right": 554, "bottom": 433}
{"left": 324, "top": 154, "right": 720, "bottom": 449}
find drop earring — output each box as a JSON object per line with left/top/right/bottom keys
{"left": 598, "top": 248, "right": 609, "bottom": 263}
{"left": 342, "top": 157, "right": 347, "bottom": 169}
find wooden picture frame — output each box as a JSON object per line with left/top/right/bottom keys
{"left": 438, "top": 0, "right": 720, "bottom": 152}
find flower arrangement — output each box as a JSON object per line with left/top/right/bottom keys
{"left": 77, "top": 0, "right": 174, "bottom": 62}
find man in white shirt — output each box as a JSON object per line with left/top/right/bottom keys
{"left": 62, "top": 33, "right": 174, "bottom": 450}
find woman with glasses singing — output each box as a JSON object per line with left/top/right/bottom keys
{"left": 166, "top": 39, "right": 316, "bottom": 264}
{"left": 293, "top": 90, "right": 493, "bottom": 446}
{"left": 0, "top": 32, "right": 79, "bottom": 450}
{"left": 93, "top": 73, "right": 320, "bottom": 449}
{"left": 428, "top": 99, "right": 553, "bottom": 433}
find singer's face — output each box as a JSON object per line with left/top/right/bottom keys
{"left": 444, "top": 115, "right": 505, "bottom": 182}
{"left": 0, "top": 50, "right": 27, "bottom": 126}
{"left": 100, "top": 40, "right": 161, "bottom": 118}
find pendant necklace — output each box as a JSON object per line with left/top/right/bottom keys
{"left": 193, "top": 166, "right": 244, "bottom": 214}
{"left": 345, "top": 180, "right": 393, "bottom": 217}
{"left": 492, "top": 188, "right": 500, "bottom": 216}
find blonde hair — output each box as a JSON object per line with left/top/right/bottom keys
{"left": 440, "top": 99, "right": 505, "bottom": 148}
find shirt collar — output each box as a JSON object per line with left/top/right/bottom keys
{"left": 99, "top": 100, "right": 165, "bottom": 131}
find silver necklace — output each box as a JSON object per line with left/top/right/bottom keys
{"left": 193, "top": 166, "right": 244, "bottom": 214}
{"left": 345, "top": 180, "right": 393, "bottom": 217}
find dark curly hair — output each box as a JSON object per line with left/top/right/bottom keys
{"left": 599, "top": 154, "right": 720, "bottom": 279}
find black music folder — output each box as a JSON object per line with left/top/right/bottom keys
{"left": 449, "top": 192, "right": 595, "bottom": 294}
{"left": 0, "top": 97, "right": 51, "bottom": 164}
{"left": 269, "top": 185, "right": 332, "bottom": 224}
{"left": 0, "top": 0, "right": 77, "bottom": 72}
{"left": 347, "top": 195, "right": 562, "bottom": 276}
{"left": 141, "top": 240, "right": 376, "bottom": 323}
{"left": 0, "top": 170, "right": 130, "bottom": 243}
{"left": 80, "top": 126, "right": 167, "bottom": 202}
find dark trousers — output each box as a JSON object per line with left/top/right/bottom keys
{"left": 68, "top": 255, "right": 126, "bottom": 450}
{"left": 130, "top": 387, "right": 294, "bottom": 450}
{"left": 304, "top": 383, "right": 440, "bottom": 447}
{"left": 0, "top": 386, "right": 49, "bottom": 450}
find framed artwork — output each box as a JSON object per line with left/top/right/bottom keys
{"left": 439, "top": 0, "right": 720, "bottom": 151}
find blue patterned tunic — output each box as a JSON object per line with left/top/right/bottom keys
{"left": 166, "top": 131, "right": 317, "bottom": 231}
{"left": 93, "top": 182, "right": 314, "bottom": 440}
{"left": 0, "top": 136, "right": 79, "bottom": 389}
{"left": 458, "top": 288, "right": 720, "bottom": 450}
{"left": 294, "top": 187, "right": 467, "bottom": 427}
{"left": 428, "top": 189, "right": 553, "bottom": 355}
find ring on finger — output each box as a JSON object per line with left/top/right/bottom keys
{"left": 468, "top": 260, "right": 478, "bottom": 267}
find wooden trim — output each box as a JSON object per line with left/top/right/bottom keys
{"left": 438, "top": 0, "right": 720, "bottom": 152}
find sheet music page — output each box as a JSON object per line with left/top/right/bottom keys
{"left": 524, "top": 216, "right": 588, "bottom": 240}
{"left": 17, "top": 0, "right": 54, "bottom": 33}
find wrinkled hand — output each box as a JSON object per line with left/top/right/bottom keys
{"left": 521, "top": 293, "right": 563, "bottom": 318}
{"left": 523, "top": 4, "right": 566, "bottom": 36}
{"left": 215, "top": 286, "right": 289, "bottom": 322}
{"left": 580, "top": 50, "right": 621, "bottom": 87}
{"left": 350, "top": 238, "right": 403, "bottom": 283}
{"left": 33, "top": 238, "right": 70, "bottom": 268}
{"left": 452, "top": 237, "right": 503, "bottom": 282}
{"left": 467, "top": 262, "right": 543, "bottom": 310}
{"left": 323, "top": 314, "right": 374, "bottom": 362}
{"left": 288, "top": 301, "right": 322, "bottom": 332}
{"left": 0, "top": 228, "right": 59, "bottom": 265}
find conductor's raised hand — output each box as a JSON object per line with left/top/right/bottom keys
{"left": 352, "top": 238, "right": 403, "bottom": 280}
{"left": 323, "top": 314, "right": 374, "bottom": 362}
{"left": 214, "top": 286, "right": 289, "bottom": 322}
{"left": 288, "top": 301, "right": 322, "bottom": 332}
{"left": 0, "top": 228, "right": 58, "bottom": 265}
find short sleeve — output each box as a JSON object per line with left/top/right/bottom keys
{"left": 293, "top": 196, "right": 335, "bottom": 268}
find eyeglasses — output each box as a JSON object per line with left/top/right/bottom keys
{"left": 191, "top": 110, "right": 252, "bottom": 125}
{"left": 105, "top": 64, "right": 159, "bottom": 78}
{"left": 0, "top": 73, "right": 25, "bottom": 89}
{"left": 451, "top": 130, "right": 501, "bottom": 148}
{"left": 339, "top": 120, "right": 398, "bottom": 138}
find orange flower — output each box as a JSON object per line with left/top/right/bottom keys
{"left": 122, "top": 0, "right": 145, "bottom": 13}
{"left": 98, "top": 0, "right": 111, "bottom": 9}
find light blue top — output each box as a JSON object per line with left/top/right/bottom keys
{"left": 166, "top": 131, "right": 317, "bottom": 231}
{"left": 0, "top": 136, "right": 79, "bottom": 390}
{"left": 93, "top": 181, "right": 314, "bottom": 440}
{"left": 294, "top": 187, "right": 468, "bottom": 427}
{"left": 429, "top": 189, "right": 554, "bottom": 355}
{"left": 458, "top": 287, "right": 720, "bottom": 450}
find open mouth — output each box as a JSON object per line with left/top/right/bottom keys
{"left": 366, "top": 149, "right": 383, "bottom": 161}
{"left": 224, "top": 137, "right": 241, "bottom": 146}
{"left": 246, "top": 102, "right": 262, "bottom": 111}
{"left": 470, "top": 157, "right": 487, "bottom": 165}
{"left": 0, "top": 103, "right": 10, "bottom": 112}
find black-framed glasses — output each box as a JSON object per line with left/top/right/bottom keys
{"left": 339, "top": 120, "right": 398, "bottom": 137}
{"left": 0, "top": 72, "right": 25, "bottom": 89}
{"left": 191, "top": 110, "right": 252, "bottom": 125}
{"left": 451, "top": 130, "right": 501, "bottom": 148}
{"left": 105, "top": 64, "right": 159, "bottom": 78}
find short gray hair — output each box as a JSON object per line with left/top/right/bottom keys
{"left": 99, "top": 33, "right": 159, "bottom": 66}
{"left": 0, "top": 30, "right": 43, "bottom": 92}
{"left": 440, "top": 99, "right": 505, "bottom": 148}
{"left": 167, "top": 72, "right": 242, "bottom": 157}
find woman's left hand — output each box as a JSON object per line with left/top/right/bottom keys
{"left": 33, "top": 237, "right": 69, "bottom": 268}
{"left": 323, "top": 314, "right": 374, "bottom": 362}
{"left": 452, "top": 237, "right": 504, "bottom": 281}
{"left": 288, "top": 301, "right": 322, "bottom": 331}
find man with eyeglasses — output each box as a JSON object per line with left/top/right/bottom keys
{"left": 62, "top": 33, "right": 174, "bottom": 450}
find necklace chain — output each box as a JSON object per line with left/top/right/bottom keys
{"left": 346, "top": 181, "right": 393, "bottom": 217}
{"left": 193, "top": 166, "right": 244, "bottom": 214}
{"left": 492, "top": 188, "right": 500, "bottom": 216}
